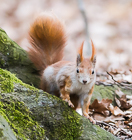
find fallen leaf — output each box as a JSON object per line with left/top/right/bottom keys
{"left": 121, "top": 128, "right": 132, "bottom": 136}
{"left": 115, "top": 92, "right": 132, "bottom": 110}
{"left": 120, "top": 95, "right": 132, "bottom": 110}
{"left": 104, "top": 115, "right": 125, "bottom": 123}
{"left": 122, "top": 74, "right": 132, "bottom": 84}
{"left": 126, "top": 95, "right": 132, "bottom": 100}
{"left": 128, "top": 107, "right": 132, "bottom": 111}
{"left": 93, "top": 113, "right": 106, "bottom": 121}
{"left": 109, "top": 126, "right": 115, "bottom": 135}
{"left": 109, "top": 104, "right": 124, "bottom": 116}
{"left": 127, "top": 100, "right": 132, "bottom": 105}
{"left": 113, "top": 128, "right": 121, "bottom": 135}
{"left": 115, "top": 97, "right": 121, "bottom": 107}
{"left": 110, "top": 69, "right": 124, "bottom": 75}
{"left": 115, "top": 88, "right": 125, "bottom": 97}
{"left": 128, "top": 122, "right": 132, "bottom": 126}
{"left": 123, "top": 110, "right": 132, "bottom": 115}
{"left": 89, "top": 99, "right": 112, "bottom": 116}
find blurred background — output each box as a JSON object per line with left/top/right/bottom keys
{"left": 0, "top": 0, "right": 132, "bottom": 74}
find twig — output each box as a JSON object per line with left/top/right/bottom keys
{"left": 95, "top": 81, "right": 113, "bottom": 86}
{"left": 96, "top": 121, "right": 132, "bottom": 137}
{"left": 77, "top": 0, "right": 91, "bottom": 56}
{"left": 106, "top": 71, "right": 132, "bottom": 90}
{"left": 96, "top": 121, "right": 117, "bottom": 129}
{"left": 77, "top": 0, "right": 89, "bottom": 39}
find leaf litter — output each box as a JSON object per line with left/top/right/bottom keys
{"left": 77, "top": 87, "right": 132, "bottom": 139}
{"left": 88, "top": 89, "right": 132, "bottom": 139}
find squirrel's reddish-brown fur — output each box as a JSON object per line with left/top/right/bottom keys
{"left": 27, "top": 13, "right": 96, "bottom": 124}
{"left": 28, "top": 13, "right": 66, "bottom": 74}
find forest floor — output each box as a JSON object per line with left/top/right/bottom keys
{"left": 0, "top": 0, "right": 132, "bottom": 139}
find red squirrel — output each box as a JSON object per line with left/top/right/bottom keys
{"left": 28, "top": 13, "right": 96, "bottom": 123}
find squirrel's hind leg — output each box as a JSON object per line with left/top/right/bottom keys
{"left": 59, "top": 76, "right": 74, "bottom": 108}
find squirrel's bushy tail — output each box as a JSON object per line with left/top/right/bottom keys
{"left": 28, "top": 13, "right": 66, "bottom": 73}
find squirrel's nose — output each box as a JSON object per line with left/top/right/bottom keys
{"left": 83, "top": 80, "right": 87, "bottom": 84}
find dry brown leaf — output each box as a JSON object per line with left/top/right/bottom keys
{"left": 115, "top": 120, "right": 123, "bottom": 128}
{"left": 109, "top": 104, "right": 124, "bottom": 116}
{"left": 109, "top": 126, "right": 115, "bottom": 135}
{"left": 121, "top": 128, "right": 132, "bottom": 136}
{"left": 126, "top": 95, "right": 132, "bottom": 100}
{"left": 89, "top": 99, "right": 112, "bottom": 116}
{"left": 124, "top": 121, "right": 129, "bottom": 125}
{"left": 120, "top": 95, "right": 132, "bottom": 110}
{"left": 113, "top": 128, "right": 121, "bottom": 135}
{"left": 115, "top": 91, "right": 132, "bottom": 110}
{"left": 93, "top": 113, "right": 106, "bottom": 121}
{"left": 123, "top": 110, "right": 132, "bottom": 115}
{"left": 104, "top": 115, "right": 125, "bottom": 123}
{"left": 127, "top": 100, "right": 132, "bottom": 105}
{"left": 115, "top": 97, "right": 121, "bottom": 107}
{"left": 122, "top": 74, "right": 132, "bottom": 84}
{"left": 128, "top": 122, "right": 132, "bottom": 126}
{"left": 110, "top": 69, "right": 124, "bottom": 75}
{"left": 128, "top": 107, "right": 132, "bottom": 111}
{"left": 115, "top": 88, "right": 125, "bottom": 97}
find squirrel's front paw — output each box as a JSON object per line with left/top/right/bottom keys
{"left": 68, "top": 100, "right": 74, "bottom": 108}
{"left": 63, "top": 99, "right": 74, "bottom": 108}
{"left": 88, "top": 116, "right": 96, "bottom": 124}
{"left": 83, "top": 113, "right": 96, "bottom": 124}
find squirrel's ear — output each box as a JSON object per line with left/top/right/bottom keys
{"left": 77, "top": 54, "right": 81, "bottom": 66}
{"left": 92, "top": 56, "right": 96, "bottom": 67}
{"left": 77, "top": 41, "right": 84, "bottom": 66}
{"left": 90, "top": 40, "right": 96, "bottom": 66}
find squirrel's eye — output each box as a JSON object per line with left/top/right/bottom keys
{"left": 92, "top": 70, "right": 94, "bottom": 74}
{"left": 77, "top": 69, "right": 79, "bottom": 73}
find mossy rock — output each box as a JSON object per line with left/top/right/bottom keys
{"left": 0, "top": 114, "right": 17, "bottom": 140}
{"left": 0, "top": 68, "right": 45, "bottom": 139}
{"left": 0, "top": 68, "right": 119, "bottom": 140}
{"left": 0, "top": 28, "right": 40, "bottom": 88}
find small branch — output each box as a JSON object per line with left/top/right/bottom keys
{"left": 106, "top": 71, "right": 132, "bottom": 90}
{"left": 77, "top": 0, "right": 91, "bottom": 56}
{"left": 77, "top": 0, "right": 89, "bottom": 39}
{"left": 96, "top": 121, "right": 132, "bottom": 137}
{"left": 95, "top": 81, "right": 113, "bottom": 86}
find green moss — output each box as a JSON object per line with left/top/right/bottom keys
{"left": 0, "top": 68, "right": 37, "bottom": 93}
{"left": 0, "top": 28, "right": 40, "bottom": 88}
{"left": 0, "top": 68, "right": 46, "bottom": 139}
{"left": 121, "top": 88, "right": 132, "bottom": 95}
{"left": 58, "top": 111, "right": 81, "bottom": 140}
{"left": 0, "top": 97, "right": 45, "bottom": 140}
{"left": 0, "top": 58, "right": 5, "bottom": 67}
{"left": 0, "top": 128, "right": 4, "bottom": 137}
{"left": 45, "top": 100, "right": 82, "bottom": 140}
{"left": 0, "top": 28, "right": 28, "bottom": 64}
{"left": 92, "top": 85, "right": 117, "bottom": 105}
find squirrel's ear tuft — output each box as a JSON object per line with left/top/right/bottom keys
{"left": 90, "top": 40, "right": 96, "bottom": 64}
{"left": 92, "top": 56, "right": 96, "bottom": 67}
{"left": 77, "top": 41, "right": 84, "bottom": 63}
{"left": 77, "top": 41, "right": 84, "bottom": 66}
{"left": 90, "top": 40, "right": 96, "bottom": 67}
{"left": 77, "top": 54, "right": 81, "bottom": 66}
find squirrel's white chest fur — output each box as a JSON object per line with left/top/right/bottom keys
{"left": 66, "top": 73, "right": 95, "bottom": 95}
{"left": 56, "top": 63, "right": 96, "bottom": 95}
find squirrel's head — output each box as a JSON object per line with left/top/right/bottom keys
{"left": 76, "top": 40, "right": 96, "bottom": 85}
